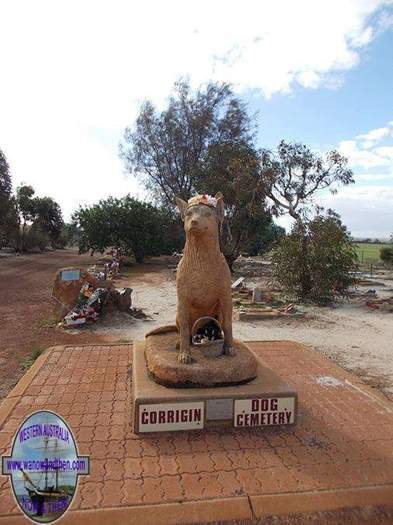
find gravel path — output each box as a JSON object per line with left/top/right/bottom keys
{"left": 92, "top": 266, "right": 393, "bottom": 400}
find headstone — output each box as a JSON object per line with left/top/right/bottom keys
{"left": 252, "top": 288, "right": 264, "bottom": 303}
{"left": 231, "top": 277, "right": 245, "bottom": 289}
{"left": 52, "top": 267, "right": 99, "bottom": 320}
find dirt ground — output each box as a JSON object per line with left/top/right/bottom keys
{"left": 1, "top": 249, "right": 393, "bottom": 403}
{"left": 0, "top": 249, "right": 114, "bottom": 399}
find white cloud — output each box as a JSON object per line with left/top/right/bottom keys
{"left": 321, "top": 185, "right": 393, "bottom": 238}
{"left": 375, "top": 145, "right": 393, "bottom": 159}
{"left": 355, "top": 172, "right": 393, "bottom": 181}
{"left": 339, "top": 139, "right": 390, "bottom": 168}
{"left": 325, "top": 121, "right": 393, "bottom": 237}
{"left": 338, "top": 121, "right": 393, "bottom": 168}
{"left": 356, "top": 126, "right": 391, "bottom": 148}
{"left": 0, "top": 0, "right": 392, "bottom": 220}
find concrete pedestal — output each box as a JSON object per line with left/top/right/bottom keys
{"left": 145, "top": 331, "right": 258, "bottom": 388}
{"left": 132, "top": 340, "right": 297, "bottom": 433}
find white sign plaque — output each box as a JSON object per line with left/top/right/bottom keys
{"left": 234, "top": 397, "right": 295, "bottom": 427}
{"left": 61, "top": 269, "right": 81, "bottom": 281}
{"left": 139, "top": 402, "right": 204, "bottom": 432}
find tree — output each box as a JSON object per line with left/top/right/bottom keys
{"left": 271, "top": 209, "right": 357, "bottom": 304}
{"left": 0, "top": 148, "right": 18, "bottom": 247}
{"left": 73, "top": 196, "right": 182, "bottom": 262}
{"left": 33, "top": 197, "right": 64, "bottom": 247}
{"left": 121, "top": 80, "right": 255, "bottom": 206}
{"left": 15, "top": 185, "right": 64, "bottom": 250}
{"left": 120, "top": 79, "right": 273, "bottom": 267}
{"left": 62, "top": 222, "right": 81, "bottom": 247}
{"left": 16, "top": 184, "right": 36, "bottom": 248}
{"left": 259, "top": 141, "right": 354, "bottom": 221}
{"left": 0, "top": 148, "right": 12, "bottom": 202}
{"left": 380, "top": 247, "right": 393, "bottom": 265}
{"left": 245, "top": 222, "right": 286, "bottom": 257}
{"left": 197, "top": 141, "right": 274, "bottom": 267}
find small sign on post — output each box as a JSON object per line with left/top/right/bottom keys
{"left": 61, "top": 269, "right": 81, "bottom": 282}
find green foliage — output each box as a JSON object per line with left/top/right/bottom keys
{"left": 0, "top": 148, "right": 12, "bottom": 199}
{"left": 62, "top": 222, "right": 80, "bottom": 246}
{"left": 23, "top": 226, "right": 50, "bottom": 251}
{"left": 15, "top": 185, "right": 64, "bottom": 250}
{"left": 22, "top": 347, "right": 45, "bottom": 370}
{"left": 0, "top": 148, "right": 19, "bottom": 247}
{"left": 33, "top": 196, "right": 64, "bottom": 246}
{"left": 73, "top": 195, "right": 182, "bottom": 262}
{"left": 16, "top": 185, "right": 36, "bottom": 223}
{"left": 198, "top": 141, "right": 272, "bottom": 267}
{"left": 260, "top": 140, "right": 354, "bottom": 220}
{"left": 271, "top": 210, "right": 357, "bottom": 304}
{"left": 120, "top": 79, "right": 274, "bottom": 266}
{"left": 245, "top": 222, "right": 286, "bottom": 256}
{"left": 121, "top": 79, "right": 255, "bottom": 206}
{"left": 380, "top": 246, "right": 393, "bottom": 265}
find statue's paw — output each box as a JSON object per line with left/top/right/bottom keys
{"left": 178, "top": 351, "right": 192, "bottom": 364}
{"left": 222, "top": 344, "right": 235, "bottom": 356}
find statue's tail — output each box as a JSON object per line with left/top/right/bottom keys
{"left": 145, "top": 325, "right": 178, "bottom": 338}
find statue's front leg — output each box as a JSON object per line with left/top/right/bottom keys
{"left": 221, "top": 293, "right": 234, "bottom": 355}
{"left": 177, "top": 304, "right": 192, "bottom": 364}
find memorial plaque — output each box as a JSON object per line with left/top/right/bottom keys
{"left": 61, "top": 269, "right": 81, "bottom": 281}
{"left": 234, "top": 396, "right": 296, "bottom": 427}
{"left": 138, "top": 401, "right": 204, "bottom": 432}
{"left": 206, "top": 398, "right": 233, "bottom": 420}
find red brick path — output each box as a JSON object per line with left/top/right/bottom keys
{"left": 1, "top": 341, "right": 393, "bottom": 522}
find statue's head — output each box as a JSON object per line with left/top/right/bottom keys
{"left": 176, "top": 193, "right": 224, "bottom": 236}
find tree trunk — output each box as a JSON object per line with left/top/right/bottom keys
{"left": 219, "top": 217, "right": 242, "bottom": 273}
{"left": 297, "top": 220, "right": 311, "bottom": 299}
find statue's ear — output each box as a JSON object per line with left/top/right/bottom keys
{"left": 175, "top": 197, "right": 187, "bottom": 220}
{"left": 215, "top": 194, "right": 225, "bottom": 222}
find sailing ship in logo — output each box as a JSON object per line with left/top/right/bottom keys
{"left": 18, "top": 435, "right": 73, "bottom": 518}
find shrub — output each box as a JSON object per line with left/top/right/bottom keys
{"left": 380, "top": 246, "right": 393, "bottom": 265}
{"left": 23, "top": 227, "right": 50, "bottom": 252}
{"left": 271, "top": 210, "right": 357, "bottom": 304}
{"left": 73, "top": 195, "right": 183, "bottom": 262}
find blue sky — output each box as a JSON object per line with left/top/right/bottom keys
{"left": 0, "top": 0, "right": 392, "bottom": 237}
{"left": 248, "top": 28, "right": 393, "bottom": 149}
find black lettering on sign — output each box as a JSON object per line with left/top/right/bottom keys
{"left": 251, "top": 398, "right": 279, "bottom": 412}
{"left": 234, "top": 397, "right": 295, "bottom": 428}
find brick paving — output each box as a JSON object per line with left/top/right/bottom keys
{"left": 0, "top": 341, "right": 393, "bottom": 523}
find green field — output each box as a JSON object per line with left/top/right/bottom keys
{"left": 355, "top": 242, "right": 391, "bottom": 264}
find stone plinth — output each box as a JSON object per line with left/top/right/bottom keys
{"left": 133, "top": 340, "right": 297, "bottom": 433}
{"left": 145, "top": 329, "right": 257, "bottom": 388}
